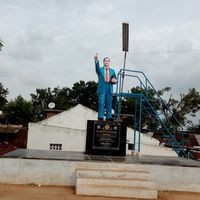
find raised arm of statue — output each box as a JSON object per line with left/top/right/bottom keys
{"left": 94, "top": 52, "right": 100, "bottom": 74}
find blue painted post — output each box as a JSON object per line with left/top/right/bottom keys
{"left": 117, "top": 72, "right": 122, "bottom": 120}
{"left": 138, "top": 95, "right": 142, "bottom": 152}
{"left": 133, "top": 98, "right": 138, "bottom": 151}
{"left": 116, "top": 73, "right": 119, "bottom": 95}
{"left": 145, "top": 78, "right": 148, "bottom": 97}
{"left": 145, "top": 78, "right": 147, "bottom": 89}
{"left": 119, "top": 70, "right": 123, "bottom": 93}
{"left": 117, "top": 96, "right": 121, "bottom": 120}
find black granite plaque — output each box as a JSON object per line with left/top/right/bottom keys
{"left": 86, "top": 120, "right": 127, "bottom": 156}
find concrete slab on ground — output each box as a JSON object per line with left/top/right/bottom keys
{"left": 2, "top": 149, "right": 200, "bottom": 168}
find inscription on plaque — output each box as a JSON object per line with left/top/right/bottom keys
{"left": 86, "top": 120, "right": 127, "bottom": 156}
{"left": 93, "top": 122, "right": 120, "bottom": 150}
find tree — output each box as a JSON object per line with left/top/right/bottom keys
{"left": 0, "top": 82, "right": 9, "bottom": 110}
{"left": 30, "top": 81, "right": 98, "bottom": 121}
{"left": 119, "top": 86, "right": 165, "bottom": 130}
{"left": 52, "top": 87, "right": 73, "bottom": 110}
{"left": 180, "top": 88, "right": 200, "bottom": 117}
{"left": 3, "top": 95, "right": 35, "bottom": 125}
{"left": 31, "top": 87, "right": 55, "bottom": 120}
{"left": 70, "top": 80, "right": 98, "bottom": 111}
{"left": 161, "top": 88, "right": 200, "bottom": 130}
{"left": 31, "top": 86, "right": 73, "bottom": 120}
{"left": 141, "top": 87, "right": 200, "bottom": 131}
{"left": 188, "top": 121, "right": 200, "bottom": 133}
{"left": 0, "top": 39, "right": 3, "bottom": 51}
{"left": 29, "top": 81, "right": 199, "bottom": 132}
{"left": 118, "top": 86, "right": 199, "bottom": 131}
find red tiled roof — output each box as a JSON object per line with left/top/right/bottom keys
{"left": 0, "top": 125, "right": 22, "bottom": 134}
{"left": 0, "top": 141, "right": 17, "bottom": 155}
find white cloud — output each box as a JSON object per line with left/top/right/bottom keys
{"left": 0, "top": 0, "right": 200, "bottom": 102}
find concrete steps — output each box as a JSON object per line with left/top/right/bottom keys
{"left": 76, "top": 167, "right": 158, "bottom": 199}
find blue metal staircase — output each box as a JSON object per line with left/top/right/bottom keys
{"left": 115, "top": 69, "right": 188, "bottom": 158}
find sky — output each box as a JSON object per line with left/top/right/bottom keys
{"left": 0, "top": 0, "right": 200, "bottom": 101}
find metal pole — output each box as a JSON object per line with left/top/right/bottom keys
{"left": 117, "top": 72, "right": 122, "bottom": 120}
{"left": 117, "top": 96, "right": 121, "bottom": 120}
{"left": 119, "top": 22, "right": 129, "bottom": 120}
{"left": 145, "top": 78, "right": 148, "bottom": 97}
{"left": 138, "top": 95, "right": 142, "bottom": 152}
{"left": 133, "top": 98, "right": 138, "bottom": 151}
{"left": 121, "top": 51, "right": 127, "bottom": 92}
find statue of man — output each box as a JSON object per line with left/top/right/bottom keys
{"left": 94, "top": 53, "right": 117, "bottom": 121}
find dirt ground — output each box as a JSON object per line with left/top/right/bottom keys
{"left": 1, "top": 184, "right": 200, "bottom": 200}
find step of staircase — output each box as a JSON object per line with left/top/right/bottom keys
{"left": 76, "top": 184, "right": 157, "bottom": 199}
{"left": 77, "top": 176, "right": 155, "bottom": 188}
{"left": 76, "top": 168, "right": 158, "bottom": 199}
{"left": 77, "top": 168, "right": 151, "bottom": 179}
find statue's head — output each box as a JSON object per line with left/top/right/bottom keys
{"left": 103, "top": 57, "right": 110, "bottom": 67}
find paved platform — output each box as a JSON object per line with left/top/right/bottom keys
{"left": 2, "top": 149, "right": 200, "bottom": 168}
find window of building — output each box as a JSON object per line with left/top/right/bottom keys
{"left": 128, "top": 143, "right": 134, "bottom": 150}
{"left": 50, "top": 143, "right": 62, "bottom": 151}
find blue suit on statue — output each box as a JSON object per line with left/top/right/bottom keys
{"left": 95, "top": 59, "right": 116, "bottom": 120}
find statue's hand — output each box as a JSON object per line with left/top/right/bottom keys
{"left": 94, "top": 52, "right": 98, "bottom": 60}
{"left": 111, "top": 78, "right": 117, "bottom": 84}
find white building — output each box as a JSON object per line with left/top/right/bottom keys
{"left": 27, "top": 104, "right": 177, "bottom": 156}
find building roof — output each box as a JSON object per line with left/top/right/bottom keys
{"left": 0, "top": 125, "right": 23, "bottom": 134}
{"left": 36, "top": 104, "right": 160, "bottom": 145}
{"left": 39, "top": 104, "right": 97, "bottom": 130}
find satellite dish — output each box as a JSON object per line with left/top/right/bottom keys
{"left": 0, "top": 110, "right": 2, "bottom": 115}
{"left": 48, "top": 102, "right": 55, "bottom": 109}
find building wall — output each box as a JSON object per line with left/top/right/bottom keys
{"left": 27, "top": 122, "right": 177, "bottom": 156}
{"left": 0, "top": 127, "right": 27, "bottom": 155}
{"left": 27, "top": 104, "right": 176, "bottom": 156}
{"left": 127, "top": 143, "right": 177, "bottom": 156}
{"left": 27, "top": 123, "right": 86, "bottom": 152}
{"left": 126, "top": 127, "right": 176, "bottom": 156}
{"left": 195, "top": 134, "right": 200, "bottom": 145}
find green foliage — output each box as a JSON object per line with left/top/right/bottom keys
{"left": 119, "top": 86, "right": 164, "bottom": 130}
{"left": 30, "top": 81, "right": 98, "bottom": 121}
{"left": 52, "top": 87, "right": 72, "bottom": 110}
{"left": 3, "top": 95, "right": 35, "bottom": 125}
{"left": 0, "top": 39, "right": 3, "bottom": 51}
{"left": 1, "top": 78, "right": 199, "bottom": 132}
{"left": 180, "top": 88, "right": 200, "bottom": 117}
{"left": 30, "top": 86, "right": 73, "bottom": 120}
{"left": 119, "top": 86, "right": 200, "bottom": 132}
{"left": 162, "top": 88, "right": 200, "bottom": 129}
{"left": 70, "top": 80, "right": 98, "bottom": 111}
{"left": 188, "top": 121, "right": 200, "bottom": 134}
{"left": 0, "top": 82, "right": 8, "bottom": 110}
{"left": 31, "top": 87, "right": 56, "bottom": 120}
{"left": 157, "top": 87, "right": 171, "bottom": 96}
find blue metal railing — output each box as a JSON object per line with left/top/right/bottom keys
{"left": 117, "top": 69, "right": 184, "bottom": 130}
{"left": 115, "top": 69, "right": 187, "bottom": 157}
